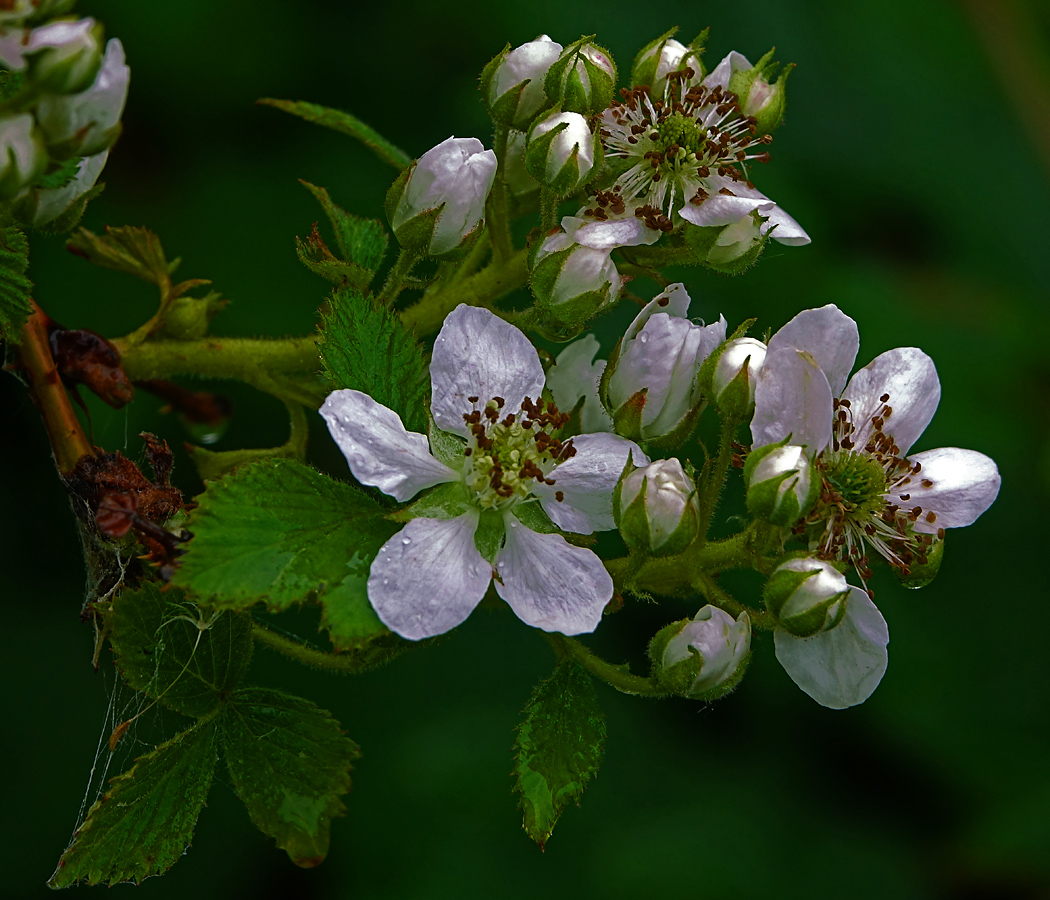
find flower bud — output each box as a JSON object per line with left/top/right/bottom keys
{"left": 651, "top": 606, "right": 751, "bottom": 699}
{"left": 705, "top": 211, "right": 769, "bottom": 272}
{"left": 616, "top": 458, "right": 699, "bottom": 556}
{"left": 726, "top": 48, "right": 791, "bottom": 135}
{"left": 630, "top": 29, "right": 705, "bottom": 95}
{"left": 0, "top": 0, "right": 75, "bottom": 26}
{"left": 604, "top": 283, "right": 725, "bottom": 444}
{"left": 0, "top": 113, "right": 46, "bottom": 200}
{"left": 743, "top": 441, "right": 818, "bottom": 526}
{"left": 386, "top": 136, "right": 497, "bottom": 257}
{"left": 481, "top": 34, "right": 562, "bottom": 130}
{"left": 525, "top": 111, "right": 598, "bottom": 196}
{"left": 544, "top": 37, "right": 616, "bottom": 116}
{"left": 25, "top": 18, "right": 104, "bottom": 95}
{"left": 763, "top": 557, "right": 851, "bottom": 638}
{"left": 503, "top": 131, "right": 538, "bottom": 199}
{"left": 34, "top": 37, "right": 129, "bottom": 159}
{"left": 710, "top": 336, "right": 767, "bottom": 416}
{"left": 529, "top": 231, "right": 619, "bottom": 340}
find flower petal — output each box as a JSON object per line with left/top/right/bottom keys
{"left": 536, "top": 432, "right": 648, "bottom": 533}
{"left": 701, "top": 51, "right": 753, "bottom": 90}
{"left": 842, "top": 347, "right": 940, "bottom": 457}
{"left": 368, "top": 513, "right": 491, "bottom": 640}
{"left": 321, "top": 389, "right": 457, "bottom": 501}
{"left": 774, "top": 587, "right": 889, "bottom": 709}
{"left": 766, "top": 304, "right": 859, "bottom": 397}
{"left": 563, "top": 212, "right": 662, "bottom": 250}
{"left": 899, "top": 447, "right": 1001, "bottom": 533}
{"left": 751, "top": 347, "right": 833, "bottom": 452}
{"left": 430, "top": 304, "right": 546, "bottom": 437}
{"left": 494, "top": 517, "right": 612, "bottom": 634}
{"left": 719, "top": 180, "right": 811, "bottom": 246}
{"left": 622, "top": 283, "right": 691, "bottom": 343}
{"left": 679, "top": 184, "right": 772, "bottom": 228}
{"left": 546, "top": 335, "right": 613, "bottom": 434}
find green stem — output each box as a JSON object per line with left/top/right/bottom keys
{"left": 486, "top": 126, "right": 513, "bottom": 262}
{"left": 697, "top": 412, "right": 741, "bottom": 543}
{"left": 251, "top": 620, "right": 414, "bottom": 673}
{"left": 399, "top": 247, "right": 529, "bottom": 336}
{"left": 545, "top": 632, "right": 664, "bottom": 696}
{"left": 115, "top": 335, "right": 321, "bottom": 381}
{"left": 539, "top": 187, "right": 561, "bottom": 233}
{"left": 694, "top": 571, "right": 777, "bottom": 630}
{"left": 378, "top": 248, "right": 418, "bottom": 306}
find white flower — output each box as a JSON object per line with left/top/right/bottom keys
{"left": 30, "top": 149, "right": 108, "bottom": 226}
{"left": 663, "top": 605, "right": 751, "bottom": 696}
{"left": 320, "top": 305, "right": 647, "bottom": 641}
{"left": 35, "top": 37, "right": 129, "bottom": 157}
{"left": 487, "top": 34, "right": 563, "bottom": 130}
{"left": 390, "top": 136, "right": 497, "bottom": 256}
{"left": 751, "top": 304, "right": 1001, "bottom": 580}
{"left": 545, "top": 334, "right": 613, "bottom": 435}
{"left": 605, "top": 283, "right": 726, "bottom": 440}
{"left": 598, "top": 52, "right": 809, "bottom": 245}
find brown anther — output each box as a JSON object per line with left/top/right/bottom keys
{"left": 925, "top": 511, "right": 937, "bottom": 523}
{"left": 921, "top": 479, "right": 933, "bottom": 488}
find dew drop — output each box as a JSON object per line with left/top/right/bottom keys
{"left": 382, "top": 578, "right": 389, "bottom": 585}
{"left": 639, "top": 333, "right": 649, "bottom": 344}
{"left": 401, "top": 537, "right": 412, "bottom": 545}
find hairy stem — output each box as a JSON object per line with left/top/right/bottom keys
{"left": 545, "top": 632, "right": 664, "bottom": 696}
{"left": 486, "top": 125, "right": 513, "bottom": 262}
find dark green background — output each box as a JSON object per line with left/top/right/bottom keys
{"left": 3, "top": 0, "right": 1047, "bottom": 897}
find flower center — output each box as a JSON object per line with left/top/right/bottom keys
{"left": 461, "top": 396, "right": 575, "bottom": 510}
{"left": 821, "top": 450, "right": 887, "bottom": 523}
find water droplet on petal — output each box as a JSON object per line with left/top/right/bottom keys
{"left": 402, "top": 537, "right": 412, "bottom": 545}
{"left": 382, "top": 578, "right": 389, "bottom": 585}
{"left": 639, "top": 333, "right": 649, "bottom": 344}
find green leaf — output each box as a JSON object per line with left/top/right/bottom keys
{"left": 318, "top": 287, "right": 430, "bottom": 433}
{"left": 35, "top": 182, "right": 105, "bottom": 236}
{"left": 513, "top": 659, "right": 606, "bottom": 848}
{"left": 258, "top": 98, "right": 411, "bottom": 170}
{"left": 67, "top": 225, "right": 171, "bottom": 287}
{"left": 106, "top": 582, "right": 253, "bottom": 718}
{"left": 173, "top": 459, "right": 398, "bottom": 630}
{"left": 300, "top": 180, "right": 387, "bottom": 273}
{"left": 295, "top": 227, "right": 372, "bottom": 289}
{"left": 49, "top": 720, "right": 219, "bottom": 887}
{"left": 0, "top": 226, "right": 32, "bottom": 343}
{"left": 37, "top": 156, "right": 84, "bottom": 190}
{"left": 224, "top": 688, "right": 359, "bottom": 867}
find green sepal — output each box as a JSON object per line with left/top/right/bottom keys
{"left": 383, "top": 161, "right": 413, "bottom": 225}
{"left": 704, "top": 219, "right": 772, "bottom": 275}
{"left": 158, "top": 290, "right": 225, "bottom": 341}
{"left": 544, "top": 37, "right": 617, "bottom": 116}
{"left": 615, "top": 465, "right": 650, "bottom": 552}
{"left": 473, "top": 508, "right": 505, "bottom": 562}
{"left": 49, "top": 720, "right": 219, "bottom": 887}
{"left": 391, "top": 479, "right": 471, "bottom": 523}
{"left": 763, "top": 564, "right": 849, "bottom": 637}
{"left": 644, "top": 396, "right": 706, "bottom": 451}
{"left": 511, "top": 499, "right": 558, "bottom": 535}
{"left": 630, "top": 27, "right": 678, "bottom": 89}
{"left": 258, "top": 98, "right": 411, "bottom": 170}
{"left": 727, "top": 48, "right": 792, "bottom": 134}
{"left": 29, "top": 181, "right": 105, "bottom": 235}
{"left": 713, "top": 343, "right": 758, "bottom": 418}
{"left": 897, "top": 535, "right": 945, "bottom": 589}
{"left": 427, "top": 414, "right": 467, "bottom": 468}
{"left": 106, "top": 582, "right": 253, "bottom": 718}
{"left": 532, "top": 286, "right": 607, "bottom": 342}
{"left": 610, "top": 388, "right": 647, "bottom": 443}
{"left": 300, "top": 180, "right": 387, "bottom": 282}
{"left": 513, "top": 658, "right": 606, "bottom": 848}
{"left": 391, "top": 203, "right": 444, "bottom": 256}
{"left": 697, "top": 316, "right": 756, "bottom": 398}
{"left": 319, "top": 286, "right": 430, "bottom": 433}
{"left": 0, "top": 225, "right": 31, "bottom": 343}
{"left": 36, "top": 155, "right": 82, "bottom": 190}
{"left": 66, "top": 225, "right": 176, "bottom": 289}
{"left": 528, "top": 239, "right": 574, "bottom": 299}
{"left": 743, "top": 438, "right": 818, "bottom": 526}
{"left": 223, "top": 688, "right": 359, "bottom": 868}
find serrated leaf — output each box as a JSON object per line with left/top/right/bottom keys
{"left": 49, "top": 720, "right": 219, "bottom": 887}
{"left": 513, "top": 659, "right": 606, "bottom": 848}
{"left": 319, "top": 287, "right": 430, "bottom": 434}
{"left": 106, "top": 582, "right": 253, "bottom": 718}
{"left": 0, "top": 226, "right": 32, "bottom": 342}
{"left": 258, "top": 98, "right": 411, "bottom": 170}
{"left": 295, "top": 224, "right": 373, "bottom": 288}
{"left": 67, "top": 225, "right": 170, "bottom": 287}
{"left": 300, "top": 180, "right": 387, "bottom": 273}
{"left": 36, "top": 181, "right": 105, "bottom": 236}
{"left": 224, "top": 688, "right": 359, "bottom": 867}
{"left": 173, "top": 459, "right": 398, "bottom": 631}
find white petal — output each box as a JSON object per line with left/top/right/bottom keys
{"left": 774, "top": 587, "right": 889, "bottom": 709}
{"left": 546, "top": 335, "right": 613, "bottom": 434}
{"left": 429, "top": 305, "right": 546, "bottom": 437}
{"left": 321, "top": 390, "right": 457, "bottom": 502}
{"left": 0, "top": 28, "right": 27, "bottom": 71}
{"left": 842, "top": 347, "right": 940, "bottom": 457}
{"left": 494, "top": 517, "right": 612, "bottom": 634}
{"left": 701, "top": 51, "right": 753, "bottom": 90}
{"left": 751, "top": 348, "right": 833, "bottom": 452}
{"left": 766, "top": 304, "right": 859, "bottom": 397}
{"left": 536, "top": 432, "right": 648, "bottom": 533}
{"left": 368, "top": 513, "right": 491, "bottom": 640}
{"left": 563, "top": 214, "right": 662, "bottom": 250}
{"left": 718, "top": 181, "right": 811, "bottom": 247}
{"left": 679, "top": 189, "right": 771, "bottom": 228}
{"left": 899, "top": 447, "right": 1001, "bottom": 533}
{"left": 622, "top": 283, "right": 691, "bottom": 343}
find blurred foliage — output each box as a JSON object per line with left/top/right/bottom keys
{"left": 3, "top": 0, "right": 1048, "bottom": 897}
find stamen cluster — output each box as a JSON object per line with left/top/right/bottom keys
{"left": 599, "top": 69, "right": 773, "bottom": 217}
{"left": 462, "top": 396, "right": 576, "bottom": 509}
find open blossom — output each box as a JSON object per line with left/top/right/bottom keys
{"left": 751, "top": 304, "right": 1001, "bottom": 580}
{"left": 321, "top": 305, "right": 646, "bottom": 641}
{"left": 598, "top": 52, "right": 808, "bottom": 245}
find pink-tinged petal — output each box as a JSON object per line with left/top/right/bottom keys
{"left": 679, "top": 189, "right": 771, "bottom": 228}
{"left": 368, "top": 513, "right": 491, "bottom": 640}
{"left": 563, "top": 213, "right": 662, "bottom": 250}
{"left": 321, "top": 390, "right": 457, "bottom": 501}
{"left": 774, "top": 587, "right": 889, "bottom": 709}
{"left": 752, "top": 348, "right": 833, "bottom": 452}
{"left": 899, "top": 447, "right": 1001, "bottom": 534}
{"left": 494, "top": 517, "right": 612, "bottom": 634}
{"left": 536, "top": 432, "right": 649, "bottom": 533}
{"left": 842, "top": 347, "right": 940, "bottom": 457}
{"left": 701, "top": 51, "right": 753, "bottom": 90}
{"left": 430, "top": 305, "right": 545, "bottom": 437}
{"left": 766, "top": 305, "right": 859, "bottom": 397}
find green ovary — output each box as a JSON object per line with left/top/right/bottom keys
{"left": 823, "top": 451, "right": 887, "bottom": 521}
{"left": 656, "top": 112, "right": 706, "bottom": 157}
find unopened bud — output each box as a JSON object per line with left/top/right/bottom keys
{"left": 616, "top": 458, "right": 699, "bottom": 556}
{"left": 726, "top": 48, "right": 791, "bottom": 134}
{"left": 744, "top": 441, "right": 817, "bottom": 526}
{"left": 764, "top": 557, "right": 851, "bottom": 637}
{"left": 529, "top": 231, "right": 619, "bottom": 340}
{"left": 710, "top": 336, "right": 767, "bottom": 415}
{"left": 651, "top": 606, "right": 751, "bottom": 699}
{"left": 25, "top": 18, "right": 104, "bottom": 94}
{"left": 631, "top": 29, "right": 705, "bottom": 95}
{"left": 544, "top": 37, "right": 616, "bottom": 116}
{"left": 482, "top": 34, "right": 563, "bottom": 130}
{"left": 525, "top": 111, "right": 598, "bottom": 196}
{"left": 0, "top": 113, "right": 46, "bottom": 201}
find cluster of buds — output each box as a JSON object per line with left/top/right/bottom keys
{"left": 0, "top": 8, "right": 129, "bottom": 228}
